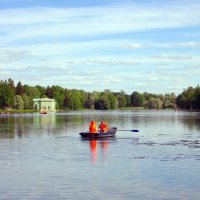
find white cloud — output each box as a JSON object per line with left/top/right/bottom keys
{"left": 0, "top": 1, "right": 200, "bottom": 94}
{"left": 0, "top": 71, "right": 10, "bottom": 76}
{"left": 177, "top": 41, "right": 200, "bottom": 47}
{"left": 86, "top": 58, "right": 137, "bottom": 66}
{"left": 151, "top": 54, "right": 193, "bottom": 60}
{"left": 0, "top": 49, "right": 31, "bottom": 63}
{"left": 124, "top": 43, "right": 143, "bottom": 49}
{"left": 0, "top": 2, "right": 200, "bottom": 44}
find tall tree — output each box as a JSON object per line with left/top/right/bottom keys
{"left": 116, "top": 92, "right": 127, "bottom": 108}
{"left": 35, "top": 85, "right": 46, "bottom": 97}
{"left": 163, "top": 93, "right": 176, "bottom": 109}
{"left": 194, "top": 86, "right": 200, "bottom": 108}
{"left": 14, "top": 95, "right": 24, "bottom": 110}
{"left": 131, "top": 91, "right": 144, "bottom": 107}
{"left": 46, "top": 86, "right": 53, "bottom": 98}
{"left": 95, "top": 93, "right": 110, "bottom": 110}
{"left": 0, "top": 80, "right": 14, "bottom": 108}
{"left": 176, "top": 87, "right": 195, "bottom": 109}
{"left": 22, "top": 94, "right": 31, "bottom": 109}
{"left": 50, "top": 85, "right": 65, "bottom": 109}
{"left": 16, "top": 81, "right": 24, "bottom": 95}
{"left": 85, "top": 93, "right": 95, "bottom": 109}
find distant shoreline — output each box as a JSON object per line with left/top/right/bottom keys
{"left": 0, "top": 109, "right": 36, "bottom": 114}
{"left": 1, "top": 108, "right": 200, "bottom": 114}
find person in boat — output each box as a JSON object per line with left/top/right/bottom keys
{"left": 89, "top": 121, "right": 97, "bottom": 133}
{"left": 99, "top": 121, "right": 109, "bottom": 132}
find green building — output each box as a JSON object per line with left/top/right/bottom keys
{"left": 33, "top": 98, "right": 56, "bottom": 111}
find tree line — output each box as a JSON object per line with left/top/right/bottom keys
{"left": 176, "top": 86, "right": 200, "bottom": 110}
{"left": 0, "top": 78, "right": 199, "bottom": 110}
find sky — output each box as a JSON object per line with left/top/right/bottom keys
{"left": 0, "top": 0, "right": 200, "bottom": 95}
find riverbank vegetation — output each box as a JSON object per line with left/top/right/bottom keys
{"left": 0, "top": 78, "right": 199, "bottom": 111}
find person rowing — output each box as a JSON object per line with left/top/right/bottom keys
{"left": 89, "top": 121, "right": 97, "bottom": 133}
{"left": 99, "top": 121, "right": 108, "bottom": 133}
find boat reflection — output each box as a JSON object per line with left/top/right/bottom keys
{"left": 89, "top": 139, "right": 111, "bottom": 166}
{"left": 100, "top": 140, "right": 109, "bottom": 161}
{"left": 89, "top": 140, "right": 97, "bottom": 165}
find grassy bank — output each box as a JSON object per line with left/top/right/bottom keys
{"left": 0, "top": 109, "right": 36, "bottom": 114}
{"left": 119, "top": 107, "right": 145, "bottom": 110}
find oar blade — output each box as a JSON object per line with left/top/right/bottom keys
{"left": 117, "top": 129, "right": 139, "bottom": 132}
{"left": 131, "top": 130, "right": 139, "bottom": 132}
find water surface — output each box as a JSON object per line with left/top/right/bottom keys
{"left": 0, "top": 110, "right": 200, "bottom": 199}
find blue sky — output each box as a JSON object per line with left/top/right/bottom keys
{"left": 0, "top": 0, "right": 200, "bottom": 94}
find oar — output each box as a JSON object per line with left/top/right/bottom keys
{"left": 117, "top": 129, "right": 139, "bottom": 132}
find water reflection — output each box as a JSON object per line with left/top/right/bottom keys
{"left": 1, "top": 110, "right": 200, "bottom": 200}
{"left": 100, "top": 140, "right": 109, "bottom": 161}
{"left": 89, "top": 139, "right": 109, "bottom": 166}
{"left": 180, "top": 115, "right": 200, "bottom": 131}
{"left": 1, "top": 110, "right": 200, "bottom": 139}
{"left": 0, "top": 113, "right": 57, "bottom": 138}
{"left": 0, "top": 115, "right": 36, "bottom": 138}
{"left": 89, "top": 140, "right": 97, "bottom": 165}
{"left": 0, "top": 117, "right": 16, "bottom": 138}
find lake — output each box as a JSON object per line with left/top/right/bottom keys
{"left": 0, "top": 110, "right": 200, "bottom": 200}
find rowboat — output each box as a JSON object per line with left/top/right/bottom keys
{"left": 79, "top": 127, "right": 117, "bottom": 139}
{"left": 40, "top": 110, "right": 48, "bottom": 114}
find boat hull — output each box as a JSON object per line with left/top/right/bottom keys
{"left": 79, "top": 127, "right": 117, "bottom": 139}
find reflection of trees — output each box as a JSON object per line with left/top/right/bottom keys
{"left": 34, "top": 113, "right": 90, "bottom": 135}
{"left": 180, "top": 115, "right": 200, "bottom": 131}
{"left": 0, "top": 115, "right": 35, "bottom": 138}
{"left": 1, "top": 110, "right": 200, "bottom": 139}
{"left": 128, "top": 111, "right": 200, "bottom": 132}
{"left": 14, "top": 116, "right": 34, "bottom": 138}
{"left": 90, "top": 110, "right": 200, "bottom": 134}
{"left": 0, "top": 113, "right": 89, "bottom": 139}
{"left": 0, "top": 114, "right": 56, "bottom": 138}
{"left": 0, "top": 117, "right": 16, "bottom": 138}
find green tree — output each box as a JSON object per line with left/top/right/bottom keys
{"left": 116, "top": 92, "right": 127, "bottom": 108}
{"left": 155, "top": 98, "right": 163, "bottom": 109}
{"left": 194, "top": 85, "right": 200, "bottom": 108}
{"left": 131, "top": 91, "right": 144, "bottom": 107}
{"left": 46, "top": 86, "right": 53, "bottom": 98}
{"left": 94, "top": 90, "right": 117, "bottom": 110}
{"left": 163, "top": 93, "right": 176, "bottom": 109}
{"left": 14, "top": 95, "right": 24, "bottom": 110}
{"left": 7, "top": 78, "right": 15, "bottom": 106}
{"left": 0, "top": 80, "right": 14, "bottom": 109}
{"left": 22, "top": 94, "right": 31, "bottom": 109}
{"left": 95, "top": 95, "right": 109, "bottom": 110}
{"left": 64, "top": 90, "right": 82, "bottom": 110}
{"left": 35, "top": 85, "right": 46, "bottom": 97}
{"left": 85, "top": 93, "right": 95, "bottom": 109}
{"left": 23, "top": 85, "right": 40, "bottom": 99}
{"left": 146, "top": 97, "right": 156, "bottom": 109}
{"left": 16, "top": 81, "right": 24, "bottom": 95}
{"left": 176, "top": 87, "right": 195, "bottom": 109}
{"left": 50, "top": 85, "right": 65, "bottom": 109}
{"left": 63, "top": 89, "right": 70, "bottom": 109}
{"left": 106, "top": 91, "right": 117, "bottom": 109}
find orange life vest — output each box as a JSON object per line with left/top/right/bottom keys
{"left": 89, "top": 121, "right": 97, "bottom": 133}
{"left": 99, "top": 122, "right": 108, "bottom": 132}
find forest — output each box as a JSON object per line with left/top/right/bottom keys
{"left": 0, "top": 78, "right": 199, "bottom": 111}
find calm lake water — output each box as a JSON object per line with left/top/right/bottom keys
{"left": 0, "top": 110, "right": 200, "bottom": 200}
